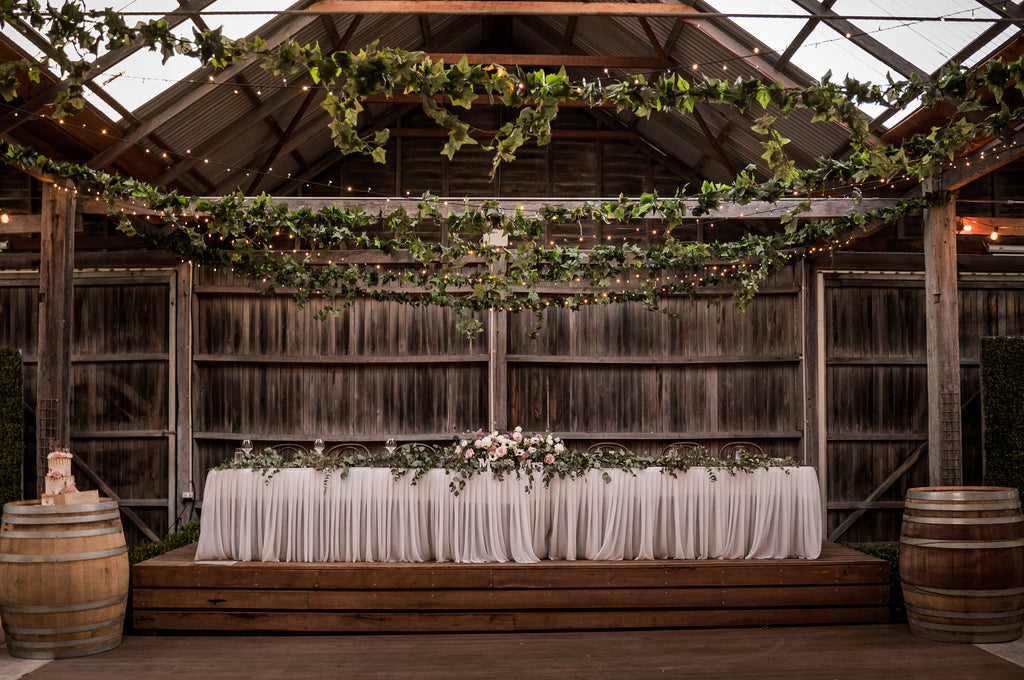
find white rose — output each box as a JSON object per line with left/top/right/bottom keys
{"left": 554, "top": 443, "right": 565, "bottom": 453}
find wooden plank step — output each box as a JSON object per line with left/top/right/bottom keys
{"left": 132, "top": 606, "right": 891, "bottom": 633}
{"left": 133, "top": 584, "right": 889, "bottom": 611}
{"left": 131, "top": 542, "right": 891, "bottom": 632}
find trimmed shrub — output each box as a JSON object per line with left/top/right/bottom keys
{"left": 127, "top": 520, "right": 201, "bottom": 566}
{"left": 847, "top": 542, "right": 905, "bottom": 623}
{"left": 980, "top": 337, "right": 1024, "bottom": 497}
{"left": 0, "top": 348, "right": 23, "bottom": 508}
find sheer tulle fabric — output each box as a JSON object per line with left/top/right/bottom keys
{"left": 196, "top": 467, "right": 822, "bottom": 562}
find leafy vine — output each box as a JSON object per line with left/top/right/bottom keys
{"left": 0, "top": 3, "right": 1015, "bottom": 331}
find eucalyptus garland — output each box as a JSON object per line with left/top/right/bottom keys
{"left": 214, "top": 434, "right": 797, "bottom": 496}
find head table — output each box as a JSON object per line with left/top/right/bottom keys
{"left": 195, "top": 466, "right": 822, "bottom": 563}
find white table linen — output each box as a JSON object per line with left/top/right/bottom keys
{"left": 195, "top": 467, "right": 822, "bottom": 563}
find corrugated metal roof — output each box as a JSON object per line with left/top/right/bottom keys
{"left": 1, "top": 1, "right": 1021, "bottom": 196}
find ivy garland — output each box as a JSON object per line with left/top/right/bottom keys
{"left": 0, "top": 2, "right": 1017, "bottom": 331}
{"left": 0, "top": 136, "right": 949, "bottom": 334}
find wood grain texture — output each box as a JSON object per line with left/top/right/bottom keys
{"left": 132, "top": 542, "right": 889, "bottom": 633}
{"left": 14, "top": 625, "right": 1024, "bottom": 680}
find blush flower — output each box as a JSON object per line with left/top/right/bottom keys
{"left": 544, "top": 453, "right": 555, "bottom": 464}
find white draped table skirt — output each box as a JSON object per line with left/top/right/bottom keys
{"left": 195, "top": 467, "right": 822, "bottom": 563}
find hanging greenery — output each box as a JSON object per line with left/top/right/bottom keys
{"left": 0, "top": 2, "right": 1015, "bottom": 331}
{"left": 0, "top": 137, "right": 951, "bottom": 334}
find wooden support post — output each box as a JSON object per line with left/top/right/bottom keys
{"left": 173, "top": 262, "right": 194, "bottom": 530}
{"left": 485, "top": 230, "right": 508, "bottom": 431}
{"left": 35, "top": 181, "right": 75, "bottom": 495}
{"left": 922, "top": 181, "right": 962, "bottom": 486}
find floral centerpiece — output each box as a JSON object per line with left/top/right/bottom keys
{"left": 216, "top": 428, "right": 796, "bottom": 495}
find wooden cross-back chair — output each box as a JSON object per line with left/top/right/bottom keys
{"left": 661, "top": 441, "right": 705, "bottom": 457}
{"left": 324, "top": 443, "right": 371, "bottom": 460}
{"left": 718, "top": 441, "right": 766, "bottom": 458}
{"left": 267, "top": 443, "right": 309, "bottom": 461}
{"left": 379, "top": 442, "right": 438, "bottom": 465}
{"left": 586, "top": 442, "right": 630, "bottom": 455}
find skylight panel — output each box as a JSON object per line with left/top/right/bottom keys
{"left": 787, "top": 23, "right": 897, "bottom": 117}
{"left": 834, "top": 0, "right": 1000, "bottom": 75}
{"left": 963, "top": 26, "right": 1020, "bottom": 67}
{"left": 204, "top": 0, "right": 295, "bottom": 39}
{"left": 97, "top": 20, "right": 203, "bottom": 112}
{"left": 704, "top": 0, "right": 811, "bottom": 54}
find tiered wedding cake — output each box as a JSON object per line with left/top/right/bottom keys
{"left": 44, "top": 449, "right": 77, "bottom": 495}
{"left": 41, "top": 449, "right": 96, "bottom": 505}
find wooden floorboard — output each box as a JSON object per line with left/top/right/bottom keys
{"left": 13, "top": 626, "right": 1024, "bottom": 680}
{"left": 131, "top": 542, "right": 891, "bottom": 633}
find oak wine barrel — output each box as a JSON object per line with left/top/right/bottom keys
{"left": 900, "top": 486, "right": 1024, "bottom": 643}
{"left": 0, "top": 499, "right": 129, "bottom": 659}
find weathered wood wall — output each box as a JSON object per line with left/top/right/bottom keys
{"left": 0, "top": 270, "right": 174, "bottom": 544}
{"left": 820, "top": 272, "right": 1024, "bottom": 542}
{"left": 4, "top": 256, "right": 1024, "bottom": 545}
{"left": 3, "top": 151, "right": 1024, "bottom": 545}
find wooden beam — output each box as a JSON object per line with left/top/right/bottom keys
{"left": 0, "top": 0, "right": 218, "bottom": 135}
{"left": 775, "top": 0, "right": 837, "bottom": 70}
{"left": 72, "top": 452, "right": 161, "bottom": 542}
{"left": 0, "top": 214, "right": 42, "bottom": 234}
{"left": 563, "top": 16, "right": 578, "bottom": 46}
{"left": 173, "top": 262, "right": 193, "bottom": 531}
{"left": 424, "top": 53, "right": 669, "bottom": 67}
{"left": 248, "top": 87, "right": 321, "bottom": 194}
{"left": 156, "top": 84, "right": 314, "bottom": 187}
{"left": 86, "top": 15, "right": 322, "bottom": 170}
{"left": 359, "top": 93, "right": 618, "bottom": 107}
{"left": 787, "top": 0, "right": 930, "bottom": 80}
{"left": 380, "top": 127, "right": 639, "bottom": 140}
{"left": 635, "top": 15, "right": 670, "bottom": 63}
{"left": 664, "top": 18, "right": 685, "bottom": 56}
{"left": 35, "top": 181, "right": 75, "bottom": 494}
{"left": 306, "top": 1, "right": 700, "bottom": 17}
{"left": 827, "top": 441, "right": 927, "bottom": 542}
{"left": 940, "top": 127, "right": 1024, "bottom": 191}
{"left": 692, "top": 104, "right": 739, "bottom": 176}
{"left": 922, "top": 180, "right": 962, "bottom": 486}
{"left": 184, "top": 196, "right": 900, "bottom": 218}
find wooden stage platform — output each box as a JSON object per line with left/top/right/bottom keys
{"left": 131, "top": 543, "right": 890, "bottom": 633}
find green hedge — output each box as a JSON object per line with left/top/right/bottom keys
{"left": 128, "top": 520, "right": 201, "bottom": 566}
{"left": 981, "top": 337, "right": 1024, "bottom": 497}
{"left": 846, "top": 543, "right": 905, "bottom": 623}
{"left": 0, "top": 348, "right": 23, "bottom": 508}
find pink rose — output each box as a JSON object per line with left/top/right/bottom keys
{"left": 464, "top": 448, "right": 475, "bottom": 459}
{"left": 544, "top": 453, "right": 555, "bottom": 464}
{"left": 64, "top": 482, "right": 78, "bottom": 493}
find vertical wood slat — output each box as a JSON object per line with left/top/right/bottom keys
{"left": 35, "top": 180, "right": 75, "bottom": 494}
{"left": 922, "top": 185, "right": 962, "bottom": 486}
{"left": 173, "top": 262, "right": 193, "bottom": 529}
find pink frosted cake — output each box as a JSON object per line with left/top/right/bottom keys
{"left": 44, "top": 450, "right": 76, "bottom": 495}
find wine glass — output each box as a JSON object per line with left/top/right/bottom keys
{"left": 233, "top": 448, "right": 245, "bottom": 463}
{"left": 314, "top": 438, "right": 325, "bottom": 456}
{"left": 385, "top": 438, "right": 397, "bottom": 457}
{"left": 241, "top": 439, "right": 253, "bottom": 457}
